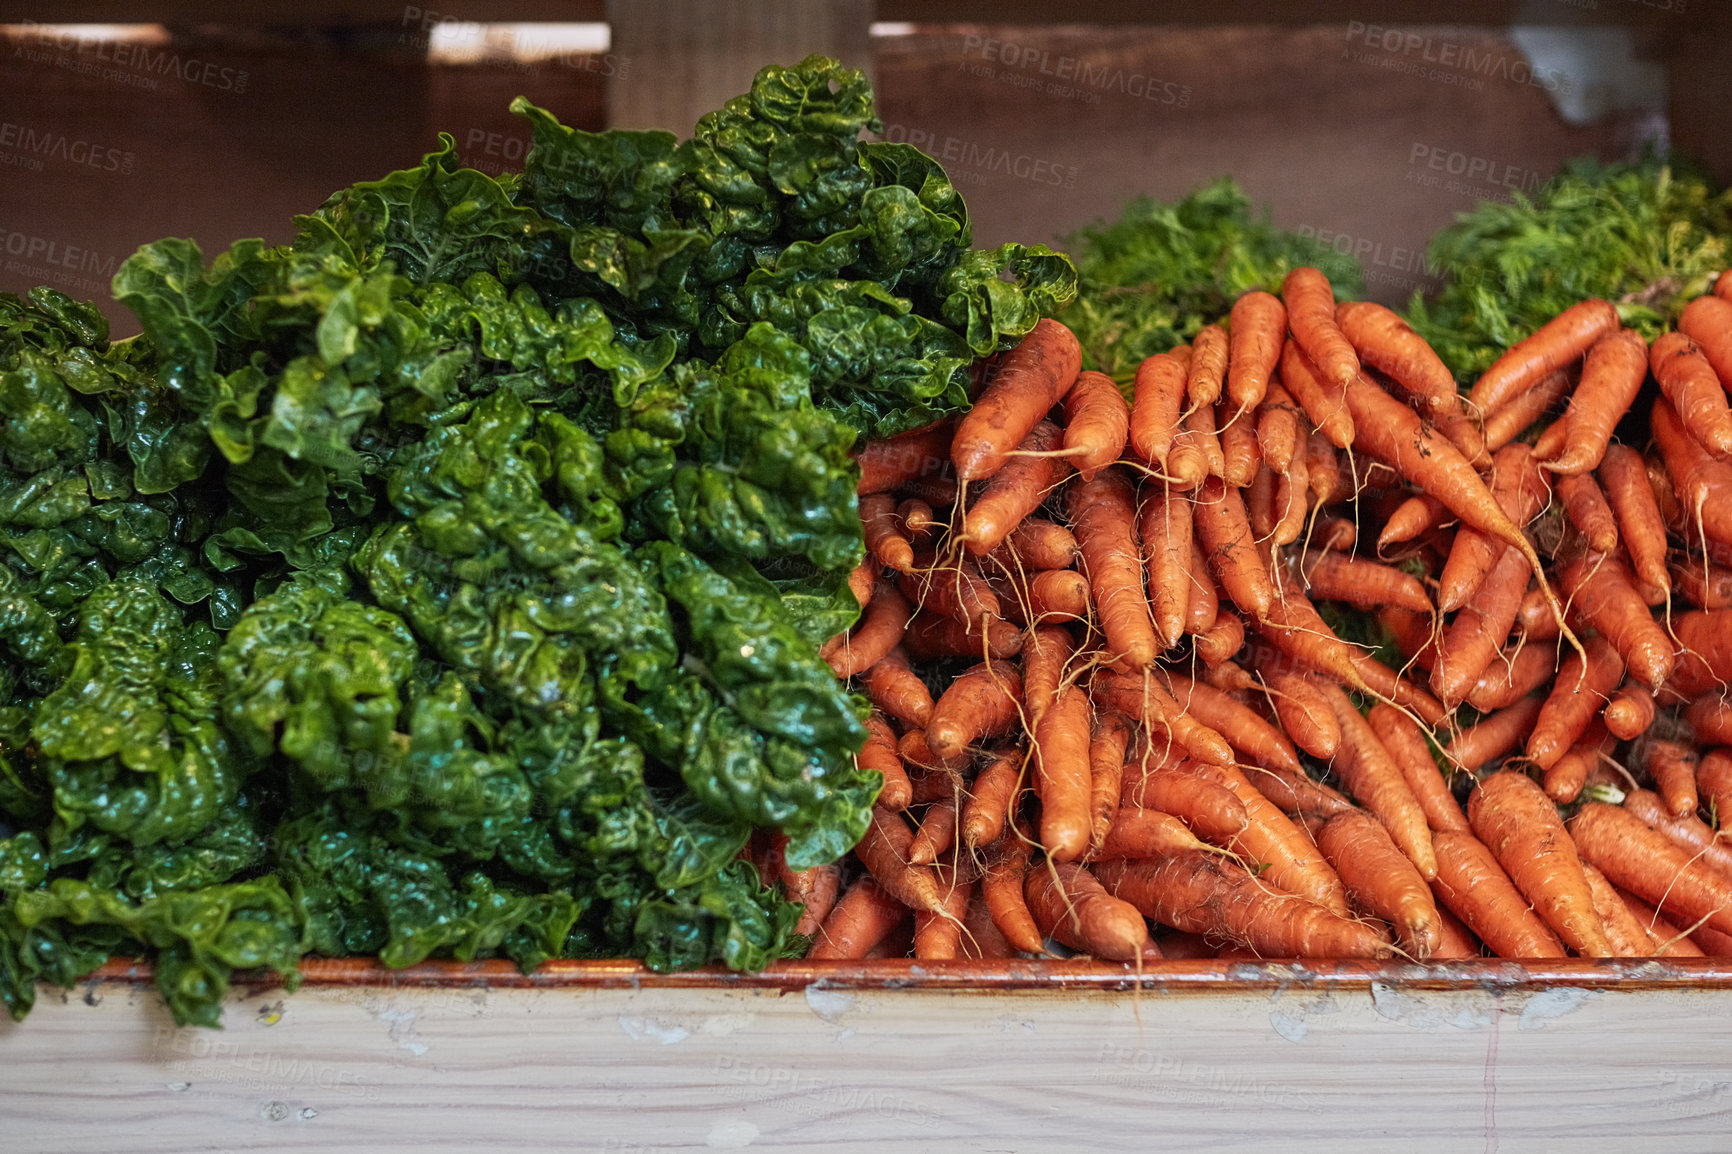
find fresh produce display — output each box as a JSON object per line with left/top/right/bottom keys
{"left": 0, "top": 55, "right": 1078, "bottom": 1025}
{"left": 807, "top": 246, "right": 1732, "bottom": 966}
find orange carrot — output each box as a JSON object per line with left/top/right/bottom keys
{"left": 1191, "top": 759, "right": 1353, "bottom": 914}
{"left": 772, "top": 833, "right": 842, "bottom": 938}
{"left": 1313, "top": 515, "right": 1356, "bottom": 552}
{"left": 962, "top": 749, "right": 1023, "bottom": 851}
{"left": 1283, "top": 266, "right": 1359, "bottom": 389}
{"left": 1719, "top": 272, "right": 1732, "bottom": 303}
{"left": 1195, "top": 475, "right": 1274, "bottom": 620}
{"left": 1025, "top": 568, "right": 1091, "bottom": 624}
{"left": 1263, "top": 670, "right": 1341, "bottom": 759}
{"left": 1184, "top": 545, "right": 1221, "bottom": 637}
{"left": 1431, "top": 829, "right": 1567, "bottom": 958}
{"left": 1537, "top": 329, "right": 1649, "bottom": 473}
{"left": 825, "top": 583, "right": 912, "bottom": 678}
{"left": 958, "top": 419, "right": 1070, "bottom": 556}
{"left": 1129, "top": 345, "right": 1193, "bottom": 466}
{"left": 1654, "top": 330, "right": 1732, "bottom": 456}
{"left": 1469, "top": 770, "right": 1612, "bottom": 956}
{"left": 1599, "top": 444, "right": 1670, "bottom": 603}
{"left": 1516, "top": 586, "right": 1562, "bottom": 642}
{"left": 912, "top": 863, "right": 973, "bottom": 959}
{"left": 1527, "top": 635, "right": 1624, "bottom": 769}
{"left": 1322, "top": 682, "right": 1436, "bottom": 878}
{"left": 1556, "top": 553, "right": 1673, "bottom": 689}
{"left": 1603, "top": 683, "right": 1656, "bottom": 741}
{"left": 1692, "top": 698, "right": 1732, "bottom": 747}
{"left": 1432, "top": 905, "right": 1483, "bottom": 958}
{"left": 1069, "top": 468, "right": 1158, "bottom": 669}
{"left": 855, "top": 806, "right": 946, "bottom": 913}
{"left": 1166, "top": 672, "right": 1302, "bottom": 775}
{"left": 1431, "top": 545, "right": 1531, "bottom": 707}
{"left": 1448, "top": 696, "right": 1545, "bottom": 771}
{"left": 1245, "top": 460, "right": 1277, "bottom": 540}
{"left": 860, "top": 647, "right": 934, "bottom": 729}
{"left": 1036, "top": 685, "right": 1095, "bottom": 863}
{"left": 1380, "top": 605, "right": 1438, "bottom": 673}
{"left": 1120, "top": 763, "right": 1250, "bottom": 843}
{"left": 1187, "top": 322, "right": 1230, "bottom": 409}
{"left": 861, "top": 492, "right": 914, "bottom": 574}
{"left": 899, "top": 728, "right": 970, "bottom": 775}
{"left": 861, "top": 713, "right": 914, "bottom": 812}
{"left": 1227, "top": 290, "right": 1287, "bottom": 415}
{"left": 1673, "top": 557, "right": 1732, "bottom": 610}
{"left": 809, "top": 877, "right": 909, "bottom": 959}
{"left": 1369, "top": 703, "right": 1470, "bottom": 834}
{"left": 1061, "top": 370, "right": 1130, "bottom": 483}
{"left": 1270, "top": 447, "right": 1310, "bottom": 547}
{"left": 1699, "top": 748, "right": 1732, "bottom": 824}
{"left": 1616, "top": 885, "right": 1710, "bottom": 957}
{"left": 1469, "top": 298, "right": 1620, "bottom": 415}
{"left": 908, "top": 795, "right": 960, "bottom": 866}
{"left": 1306, "top": 431, "right": 1342, "bottom": 506}
{"left": 1555, "top": 472, "right": 1619, "bottom": 554}
{"left": 1437, "top": 443, "right": 1550, "bottom": 613}
{"left": 1025, "top": 861, "right": 1159, "bottom": 961}
{"left": 1022, "top": 622, "right": 1069, "bottom": 728}
{"left": 1680, "top": 293, "right": 1732, "bottom": 388}
{"left": 1318, "top": 809, "right": 1443, "bottom": 957}
{"left": 1220, "top": 400, "right": 1262, "bottom": 487}
{"left": 1280, "top": 339, "right": 1354, "bottom": 449}
{"left": 857, "top": 420, "right": 954, "bottom": 495}
{"left": 1466, "top": 643, "right": 1558, "bottom": 712}
{"left": 1256, "top": 382, "right": 1303, "bottom": 473}
{"left": 1088, "top": 716, "right": 1132, "bottom": 850}
{"left": 1195, "top": 611, "right": 1246, "bottom": 667}
{"left": 1140, "top": 487, "right": 1193, "bottom": 649}
{"left": 1651, "top": 395, "right": 1732, "bottom": 552}
{"left": 1096, "top": 851, "right": 1392, "bottom": 958}
{"left": 1092, "top": 808, "right": 1213, "bottom": 861}
{"left": 898, "top": 559, "right": 1001, "bottom": 627}
{"left": 1336, "top": 300, "right": 1459, "bottom": 412}
{"left": 1300, "top": 548, "right": 1431, "bottom": 613}
{"left": 1569, "top": 802, "right": 1732, "bottom": 939}
{"left": 1379, "top": 493, "right": 1449, "bottom": 550}
{"left": 953, "top": 317, "right": 1082, "bottom": 481}
{"left": 898, "top": 498, "right": 938, "bottom": 542}
{"left": 1542, "top": 719, "right": 1613, "bottom": 805}
{"left": 902, "top": 610, "right": 1023, "bottom": 661}
{"left": 1622, "top": 788, "right": 1732, "bottom": 876}
{"left": 981, "top": 830, "right": 1044, "bottom": 954}
{"left": 1092, "top": 672, "right": 1235, "bottom": 768}
{"left": 1243, "top": 763, "right": 1354, "bottom": 820}
{"left": 1640, "top": 740, "right": 1701, "bottom": 820}
{"left": 961, "top": 890, "right": 1017, "bottom": 959}
{"left": 1482, "top": 368, "right": 1574, "bottom": 453}
{"left": 989, "top": 517, "right": 1080, "bottom": 572}
{"left": 928, "top": 660, "right": 1024, "bottom": 761}
{"left": 1579, "top": 861, "right": 1661, "bottom": 957}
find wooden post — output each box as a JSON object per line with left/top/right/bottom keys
{"left": 605, "top": 0, "right": 874, "bottom": 133}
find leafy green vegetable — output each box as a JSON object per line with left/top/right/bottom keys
{"left": 0, "top": 55, "right": 1073, "bottom": 1026}
{"left": 1059, "top": 179, "right": 1362, "bottom": 381}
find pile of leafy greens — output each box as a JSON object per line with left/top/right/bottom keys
{"left": 1058, "top": 179, "right": 1362, "bottom": 381}
{"left": 1406, "top": 158, "right": 1732, "bottom": 379}
{"left": 0, "top": 55, "right": 1075, "bottom": 1026}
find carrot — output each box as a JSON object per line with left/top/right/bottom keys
{"left": 1681, "top": 293, "right": 1732, "bottom": 387}
{"left": 845, "top": 554, "right": 879, "bottom": 611}
{"left": 1195, "top": 611, "right": 1246, "bottom": 667}
{"left": 1622, "top": 788, "right": 1732, "bottom": 876}
{"left": 1689, "top": 698, "right": 1732, "bottom": 747}
{"left": 961, "top": 890, "right": 1017, "bottom": 959}
{"left": 771, "top": 833, "right": 842, "bottom": 938}
{"left": 1640, "top": 740, "right": 1701, "bottom": 821}
{"left": 912, "top": 864, "right": 973, "bottom": 960}
{"left": 1129, "top": 345, "right": 1193, "bottom": 466}
{"left": 1537, "top": 329, "right": 1649, "bottom": 473}
{"left": 908, "top": 795, "right": 960, "bottom": 866}
{"left": 958, "top": 419, "right": 1070, "bottom": 556}
{"left": 1516, "top": 586, "right": 1561, "bottom": 642}
{"left": 1025, "top": 568, "right": 1091, "bottom": 624}
{"left": 1140, "top": 487, "right": 1193, "bottom": 649}
{"left": 861, "top": 713, "right": 914, "bottom": 812}
{"left": 1069, "top": 468, "right": 1158, "bottom": 669}
{"left": 1227, "top": 290, "right": 1287, "bottom": 415}
{"left": 1482, "top": 368, "right": 1574, "bottom": 453}
{"left": 1270, "top": 448, "right": 1310, "bottom": 547}
{"left": 1379, "top": 493, "right": 1449, "bottom": 550}
{"left": 1542, "top": 720, "right": 1612, "bottom": 804}
{"left": 1369, "top": 703, "right": 1470, "bottom": 834}
{"left": 1322, "top": 683, "right": 1436, "bottom": 877}
{"left": 825, "top": 582, "right": 912, "bottom": 678}
{"left": 1569, "top": 801, "right": 1732, "bottom": 939}
{"left": 1022, "top": 623, "right": 1069, "bottom": 728}
{"left": 953, "top": 317, "right": 1082, "bottom": 482}
{"left": 1432, "top": 905, "right": 1483, "bottom": 958}
{"left": 1719, "top": 272, "right": 1732, "bottom": 303}
{"left": 1300, "top": 548, "right": 1430, "bottom": 613}
{"left": 1313, "top": 515, "right": 1356, "bottom": 553}
{"left": 1431, "top": 545, "right": 1531, "bottom": 707}
{"left": 857, "top": 420, "right": 954, "bottom": 495}
{"left": 962, "top": 748, "right": 1023, "bottom": 851}
{"left": 1245, "top": 461, "right": 1277, "bottom": 540}
{"left": 809, "top": 877, "right": 910, "bottom": 959}
{"left": 1603, "top": 683, "right": 1656, "bottom": 741}
{"left": 860, "top": 647, "right": 934, "bottom": 729}
{"left": 1256, "top": 382, "right": 1303, "bottom": 473}
{"left": 1283, "top": 266, "right": 1359, "bottom": 389}
{"left": 1447, "top": 696, "right": 1545, "bottom": 771}
{"left": 989, "top": 517, "right": 1080, "bottom": 572}
{"left": 1092, "top": 672, "right": 1235, "bottom": 768}
{"left": 1088, "top": 716, "right": 1132, "bottom": 850}
{"left": 927, "top": 660, "right": 1024, "bottom": 761}
{"left": 855, "top": 806, "right": 946, "bottom": 913}
{"left": 981, "top": 829, "right": 1044, "bottom": 954}
{"left": 1036, "top": 685, "right": 1095, "bottom": 863}
{"left": 1318, "top": 810, "right": 1443, "bottom": 957}
{"left": 1262, "top": 670, "right": 1341, "bottom": 759}
{"left": 1096, "top": 851, "right": 1393, "bottom": 959}
{"left": 1336, "top": 300, "right": 1459, "bottom": 413}
{"left": 1220, "top": 400, "right": 1262, "bottom": 486}
{"left": 1245, "top": 763, "right": 1355, "bottom": 820}
{"left": 1674, "top": 557, "right": 1732, "bottom": 610}
{"left": 1699, "top": 748, "right": 1732, "bottom": 824}
{"left": 1183, "top": 546, "right": 1220, "bottom": 637}
{"left": 1195, "top": 475, "right": 1274, "bottom": 621}
{"left": 1437, "top": 443, "right": 1550, "bottom": 613}
{"left": 1093, "top": 808, "right": 1213, "bottom": 861}
{"left": 1120, "top": 763, "right": 1250, "bottom": 843}
{"left": 861, "top": 492, "right": 915, "bottom": 574}
{"left": 1599, "top": 445, "right": 1671, "bottom": 603}
{"left": 1615, "top": 886, "right": 1710, "bottom": 957}
{"left": 1430, "top": 829, "right": 1568, "bottom": 957}
{"left": 1061, "top": 370, "right": 1130, "bottom": 483}
{"left": 1526, "top": 635, "right": 1624, "bottom": 769}
{"left": 1651, "top": 396, "right": 1732, "bottom": 552}
{"left": 898, "top": 559, "right": 1001, "bottom": 627}
{"left": 1187, "top": 322, "right": 1230, "bottom": 409}
{"left": 1466, "top": 643, "right": 1558, "bottom": 713}
{"left": 1166, "top": 672, "right": 1301, "bottom": 774}
{"left": 1279, "top": 339, "right": 1354, "bottom": 449}
{"left": 1191, "top": 760, "right": 1353, "bottom": 914}
{"left": 1654, "top": 330, "right": 1732, "bottom": 456}
{"left": 1183, "top": 398, "right": 1227, "bottom": 481}
{"left": 903, "top": 610, "right": 1023, "bottom": 661}
{"left": 1468, "top": 298, "right": 1620, "bottom": 415}
{"left": 1306, "top": 432, "right": 1341, "bottom": 505}
{"left": 897, "top": 473, "right": 959, "bottom": 510}
{"left": 1469, "top": 770, "right": 1613, "bottom": 956}
{"left": 1579, "top": 861, "right": 1661, "bottom": 957}
{"left": 1555, "top": 472, "right": 1619, "bottom": 554}
{"left": 899, "top": 728, "right": 970, "bottom": 775}
{"left": 1025, "top": 861, "right": 1158, "bottom": 961}
{"left": 1379, "top": 605, "right": 1438, "bottom": 674}
{"left": 1556, "top": 553, "right": 1673, "bottom": 689}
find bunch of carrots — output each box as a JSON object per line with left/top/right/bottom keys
{"left": 765, "top": 268, "right": 1732, "bottom": 964}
